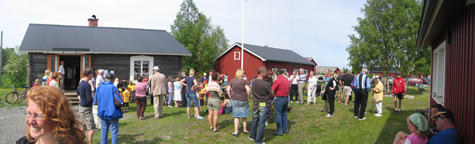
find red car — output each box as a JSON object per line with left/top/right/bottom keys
{"left": 407, "top": 77, "right": 423, "bottom": 86}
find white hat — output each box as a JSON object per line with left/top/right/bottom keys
{"left": 153, "top": 66, "right": 159, "bottom": 70}
{"left": 203, "top": 73, "right": 207, "bottom": 76}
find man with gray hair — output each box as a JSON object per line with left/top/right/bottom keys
{"left": 296, "top": 68, "right": 307, "bottom": 105}
{"left": 150, "top": 66, "right": 167, "bottom": 119}
{"left": 354, "top": 68, "right": 371, "bottom": 120}
{"left": 93, "top": 69, "right": 105, "bottom": 129}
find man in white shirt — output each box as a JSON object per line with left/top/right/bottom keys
{"left": 58, "top": 61, "right": 65, "bottom": 90}
{"left": 93, "top": 69, "right": 104, "bottom": 129}
{"left": 289, "top": 71, "right": 299, "bottom": 103}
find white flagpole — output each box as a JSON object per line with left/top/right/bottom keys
{"left": 241, "top": 0, "right": 244, "bottom": 70}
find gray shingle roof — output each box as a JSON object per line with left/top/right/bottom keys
{"left": 19, "top": 24, "right": 191, "bottom": 56}
{"left": 232, "top": 43, "right": 315, "bottom": 65}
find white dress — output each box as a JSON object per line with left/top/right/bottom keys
{"left": 173, "top": 82, "right": 182, "bottom": 101}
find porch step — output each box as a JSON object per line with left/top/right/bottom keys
{"left": 64, "top": 91, "right": 80, "bottom": 105}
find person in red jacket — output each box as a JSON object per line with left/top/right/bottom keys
{"left": 392, "top": 72, "right": 406, "bottom": 113}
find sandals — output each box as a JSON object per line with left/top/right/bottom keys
{"left": 213, "top": 129, "right": 220, "bottom": 132}
{"left": 243, "top": 131, "right": 250, "bottom": 134}
{"left": 231, "top": 133, "right": 238, "bottom": 137}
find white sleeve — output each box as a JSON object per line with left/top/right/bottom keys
{"left": 332, "top": 80, "right": 336, "bottom": 87}
{"left": 403, "top": 138, "right": 412, "bottom": 144}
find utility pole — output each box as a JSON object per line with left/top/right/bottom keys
{"left": 0, "top": 31, "right": 3, "bottom": 85}
{"left": 241, "top": 0, "right": 244, "bottom": 70}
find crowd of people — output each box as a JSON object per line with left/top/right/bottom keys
{"left": 18, "top": 65, "right": 460, "bottom": 144}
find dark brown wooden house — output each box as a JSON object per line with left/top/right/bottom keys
{"left": 417, "top": 0, "right": 475, "bottom": 143}
{"left": 19, "top": 18, "right": 191, "bottom": 89}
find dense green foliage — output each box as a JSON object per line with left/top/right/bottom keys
{"left": 347, "top": 0, "right": 429, "bottom": 91}
{"left": 2, "top": 47, "right": 28, "bottom": 87}
{"left": 170, "top": 0, "right": 228, "bottom": 74}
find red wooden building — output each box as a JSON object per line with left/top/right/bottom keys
{"left": 417, "top": 0, "right": 475, "bottom": 143}
{"left": 215, "top": 43, "right": 316, "bottom": 81}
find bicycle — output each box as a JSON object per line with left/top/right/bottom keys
{"left": 5, "top": 86, "right": 27, "bottom": 104}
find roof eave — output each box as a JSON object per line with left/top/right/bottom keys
{"left": 416, "top": 0, "right": 444, "bottom": 49}
{"left": 214, "top": 42, "right": 266, "bottom": 61}
{"left": 20, "top": 50, "right": 192, "bottom": 56}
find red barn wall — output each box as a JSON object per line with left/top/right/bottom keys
{"left": 215, "top": 45, "right": 315, "bottom": 82}
{"left": 215, "top": 45, "right": 264, "bottom": 82}
{"left": 429, "top": 4, "right": 475, "bottom": 144}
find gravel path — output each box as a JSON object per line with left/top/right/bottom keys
{"left": 0, "top": 106, "right": 27, "bottom": 144}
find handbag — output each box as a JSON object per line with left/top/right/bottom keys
{"left": 114, "top": 90, "right": 123, "bottom": 109}
{"left": 322, "top": 91, "right": 328, "bottom": 100}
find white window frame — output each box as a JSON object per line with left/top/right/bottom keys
{"left": 432, "top": 41, "right": 446, "bottom": 106}
{"left": 130, "top": 56, "right": 154, "bottom": 82}
{"left": 234, "top": 51, "right": 241, "bottom": 60}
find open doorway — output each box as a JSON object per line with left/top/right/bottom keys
{"left": 60, "top": 55, "right": 81, "bottom": 90}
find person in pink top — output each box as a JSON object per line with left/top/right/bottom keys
{"left": 135, "top": 76, "right": 149, "bottom": 120}
{"left": 393, "top": 113, "right": 429, "bottom": 144}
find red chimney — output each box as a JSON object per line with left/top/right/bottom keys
{"left": 88, "top": 15, "right": 98, "bottom": 27}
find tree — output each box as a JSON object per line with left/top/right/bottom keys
{"left": 170, "top": 0, "right": 228, "bottom": 74}
{"left": 347, "top": 0, "right": 425, "bottom": 91}
{"left": 3, "top": 46, "right": 28, "bottom": 87}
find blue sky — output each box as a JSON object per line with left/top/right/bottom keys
{"left": 0, "top": 0, "right": 366, "bottom": 69}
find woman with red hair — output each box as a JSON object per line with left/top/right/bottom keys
{"left": 17, "top": 86, "right": 86, "bottom": 144}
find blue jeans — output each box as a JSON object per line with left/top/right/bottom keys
{"left": 186, "top": 93, "right": 199, "bottom": 107}
{"left": 250, "top": 106, "right": 269, "bottom": 144}
{"left": 100, "top": 118, "right": 119, "bottom": 144}
{"left": 275, "top": 97, "right": 289, "bottom": 134}
{"left": 168, "top": 93, "right": 173, "bottom": 105}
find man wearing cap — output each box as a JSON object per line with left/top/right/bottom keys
{"left": 94, "top": 73, "right": 123, "bottom": 144}
{"left": 296, "top": 68, "right": 307, "bottom": 105}
{"left": 392, "top": 72, "right": 406, "bottom": 113}
{"left": 150, "top": 66, "right": 167, "bottom": 119}
{"left": 271, "top": 70, "right": 290, "bottom": 136}
{"left": 201, "top": 73, "right": 208, "bottom": 83}
{"left": 429, "top": 110, "right": 459, "bottom": 144}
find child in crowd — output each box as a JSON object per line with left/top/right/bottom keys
{"left": 33, "top": 79, "right": 40, "bottom": 87}
{"left": 219, "top": 93, "right": 232, "bottom": 115}
{"left": 128, "top": 81, "right": 135, "bottom": 102}
{"left": 173, "top": 77, "right": 182, "bottom": 107}
{"left": 122, "top": 87, "right": 130, "bottom": 112}
{"left": 167, "top": 76, "right": 174, "bottom": 107}
{"left": 393, "top": 113, "right": 429, "bottom": 144}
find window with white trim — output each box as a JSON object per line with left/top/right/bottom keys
{"left": 234, "top": 51, "right": 240, "bottom": 60}
{"left": 432, "top": 41, "right": 446, "bottom": 106}
{"left": 130, "top": 56, "right": 154, "bottom": 82}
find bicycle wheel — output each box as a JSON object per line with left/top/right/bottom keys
{"left": 5, "top": 92, "right": 19, "bottom": 104}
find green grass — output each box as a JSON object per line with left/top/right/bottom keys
{"left": 0, "top": 75, "right": 27, "bottom": 108}
{"left": 91, "top": 86, "right": 429, "bottom": 144}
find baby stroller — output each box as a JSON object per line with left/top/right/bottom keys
{"left": 316, "top": 83, "right": 322, "bottom": 97}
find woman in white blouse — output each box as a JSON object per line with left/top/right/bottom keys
{"left": 307, "top": 71, "right": 317, "bottom": 106}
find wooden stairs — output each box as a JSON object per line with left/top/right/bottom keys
{"left": 64, "top": 91, "right": 80, "bottom": 105}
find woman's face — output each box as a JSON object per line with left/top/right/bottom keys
{"left": 26, "top": 101, "right": 53, "bottom": 139}
{"left": 406, "top": 117, "right": 416, "bottom": 133}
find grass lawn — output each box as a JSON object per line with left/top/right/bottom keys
{"left": 91, "top": 86, "right": 430, "bottom": 144}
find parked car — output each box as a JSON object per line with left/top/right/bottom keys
{"left": 423, "top": 77, "right": 431, "bottom": 84}
{"left": 407, "top": 77, "right": 423, "bottom": 86}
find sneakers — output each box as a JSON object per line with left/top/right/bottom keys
{"left": 354, "top": 116, "right": 358, "bottom": 119}
{"left": 290, "top": 101, "right": 293, "bottom": 103}
{"left": 326, "top": 113, "right": 333, "bottom": 118}
{"left": 248, "top": 137, "right": 255, "bottom": 141}
{"left": 374, "top": 114, "right": 382, "bottom": 117}
{"left": 359, "top": 117, "right": 367, "bottom": 121}
{"left": 197, "top": 116, "right": 204, "bottom": 120}
{"left": 168, "top": 105, "right": 173, "bottom": 108}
